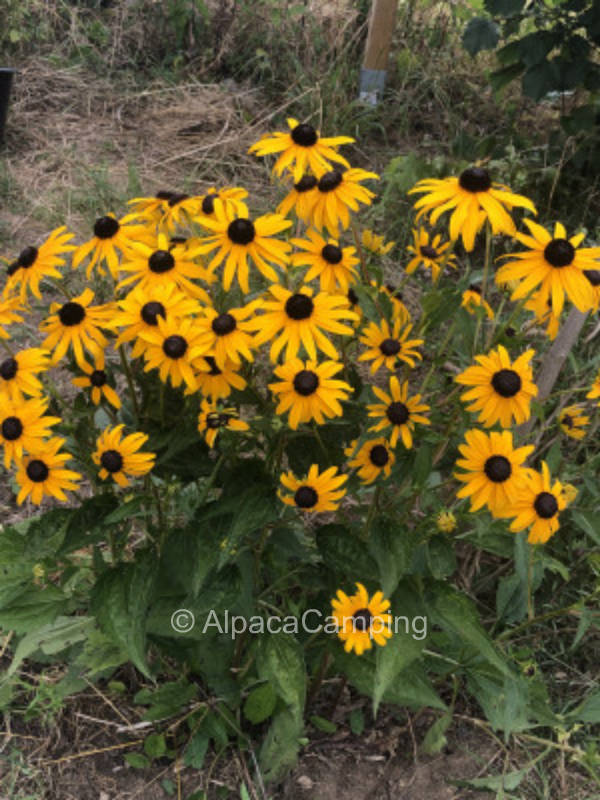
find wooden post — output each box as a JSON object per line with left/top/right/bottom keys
{"left": 359, "top": 0, "right": 399, "bottom": 105}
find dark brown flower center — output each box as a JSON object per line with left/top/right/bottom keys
{"left": 369, "top": 444, "right": 389, "bottom": 467}
{"left": 562, "top": 414, "right": 573, "bottom": 429}
{"left": 93, "top": 216, "right": 120, "bottom": 239}
{"left": 204, "top": 356, "right": 222, "bottom": 376}
{"left": 420, "top": 245, "right": 438, "bottom": 259}
{"left": 387, "top": 401, "right": 409, "bottom": 425}
{"left": 168, "top": 193, "right": 189, "bottom": 207}
{"left": 156, "top": 190, "right": 176, "bottom": 200}
{"left": 544, "top": 238, "right": 575, "bottom": 268}
{"left": 101, "top": 449, "right": 124, "bottom": 473}
{"left": 59, "top": 301, "right": 86, "bottom": 327}
{"left": 90, "top": 369, "right": 107, "bottom": 387}
{"left": 141, "top": 301, "right": 166, "bottom": 326}
{"left": 352, "top": 608, "right": 373, "bottom": 631}
{"left": 534, "top": 491, "right": 558, "bottom": 519}
{"left": 294, "top": 175, "right": 318, "bottom": 192}
{"left": 348, "top": 287, "right": 359, "bottom": 306}
{"left": 294, "top": 485, "right": 318, "bottom": 508}
{"left": 380, "top": 338, "right": 401, "bottom": 357}
{"left": 468, "top": 283, "right": 482, "bottom": 294}
{"left": 6, "top": 261, "right": 19, "bottom": 276}
{"left": 318, "top": 170, "right": 343, "bottom": 193}
{"left": 584, "top": 269, "right": 600, "bottom": 286}
{"left": 0, "top": 357, "right": 18, "bottom": 381}
{"left": 291, "top": 123, "right": 318, "bottom": 147}
{"left": 484, "top": 455, "right": 511, "bottom": 482}
{"left": 212, "top": 313, "right": 237, "bottom": 336}
{"left": 227, "top": 218, "right": 255, "bottom": 245}
{"left": 17, "top": 245, "right": 38, "bottom": 268}
{"left": 459, "top": 166, "right": 491, "bottom": 193}
{"left": 206, "top": 412, "right": 232, "bottom": 429}
{"left": 321, "top": 244, "right": 343, "bottom": 264}
{"left": 162, "top": 335, "right": 188, "bottom": 359}
{"left": 27, "top": 459, "right": 49, "bottom": 483}
{"left": 293, "top": 369, "right": 319, "bottom": 396}
{"left": 285, "top": 293, "right": 314, "bottom": 320}
{"left": 201, "top": 194, "right": 215, "bottom": 214}
{"left": 149, "top": 250, "right": 175, "bottom": 274}
{"left": 491, "top": 368, "right": 522, "bottom": 398}
{"left": 1, "top": 416, "right": 23, "bottom": 441}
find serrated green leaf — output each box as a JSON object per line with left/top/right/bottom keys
{"left": 124, "top": 752, "right": 151, "bottom": 769}
{"left": 462, "top": 17, "right": 500, "bottom": 57}
{"left": 243, "top": 683, "right": 277, "bottom": 724}
{"left": 183, "top": 731, "right": 209, "bottom": 769}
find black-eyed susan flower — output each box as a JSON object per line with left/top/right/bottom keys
{"left": 277, "top": 175, "right": 319, "bottom": 222}
{"left": 495, "top": 221, "right": 600, "bottom": 315}
{"left": 118, "top": 232, "right": 213, "bottom": 301}
{"left": 268, "top": 358, "right": 352, "bottom": 429}
{"left": 195, "top": 186, "right": 248, "bottom": 219}
{"left": 0, "top": 396, "right": 61, "bottom": 468}
{"left": 190, "top": 200, "right": 292, "bottom": 293}
{"left": 508, "top": 461, "right": 566, "bottom": 545}
{"left": 367, "top": 376, "right": 430, "bottom": 448}
{"left": 72, "top": 214, "right": 149, "bottom": 280}
{"left": 361, "top": 229, "right": 395, "bottom": 256}
{"left": 72, "top": 351, "right": 121, "bottom": 409}
{"left": 358, "top": 317, "right": 423, "bottom": 373}
{"left": 190, "top": 301, "right": 261, "bottom": 369}
{"left": 5, "top": 227, "right": 75, "bottom": 300}
{"left": 345, "top": 438, "right": 395, "bottom": 484}
{"left": 40, "top": 288, "right": 112, "bottom": 370}
{"left": 378, "top": 283, "right": 410, "bottom": 322}
{"left": 111, "top": 283, "right": 200, "bottom": 358}
{"left": 559, "top": 404, "right": 588, "bottom": 440}
{"left": 455, "top": 429, "right": 534, "bottom": 518}
{"left": 247, "top": 284, "right": 357, "bottom": 362}
{"left": 461, "top": 285, "right": 494, "bottom": 319}
{"left": 587, "top": 370, "right": 600, "bottom": 404}
{"left": 436, "top": 510, "right": 457, "bottom": 533}
{"left": 562, "top": 483, "right": 578, "bottom": 506}
{"left": 138, "top": 316, "right": 206, "bottom": 394}
{"left": 126, "top": 190, "right": 178, "bottom": 223}
{"left": 158, "top": 193, "right": 202, "bottom": 233}
{"left": 409, "top": 167, "right": 536, "bottom": 252}
{"left": 0, "top": 294, "right": 24, "bottom": 339}
{"left": 406, "top": 228, "right": 456, "bottom": 281}
{"left": 248, "top": 118, "right": 354, "bottom": 182}
{"left": 310, "top": 168, "right": 378, "bottom": 236}
{"left": 93, "top": 425, "right": 155, "bottom": 487}
{"left": 331, "top": 583, "right": 392, "bottom": 655}
{"left": 0, "top": 348, "right": 50, "bottom": 401}
{"left": 15, "top": 437, "right": 81, "bottom": 505}
{"left": 291, "top": 229, "right": 359, "bottom": 293}
{"left": 195, "top": 356, "right": 247, "bottom": 400}
{"left": 279, "top": 464, "right": 347, "bottom": 512}
{"left": 455, "top": 345, "right": 537, "bottom": 428}
{"left": 197, "top": 399, "right": 249, "bottom": 448}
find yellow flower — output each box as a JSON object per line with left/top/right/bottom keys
{"left": 0, "top": 396, "right": 61, "bottom": 469}
{"left": 15, "top": 437, "right": 81, "bottom": 505}
{"left": 93, "top": 425, "right": 155, "bottom": 487}
{"left": 524, "top": 294, "right": 560, "bottom": 340}
{"left": 5, "top": 227, "right": 75, "bottom": 300}
{"left": 367, "top": 376, "right": 430, "bottom": 448}
{"left": 509, "top": 461, "right": 566, "bottom": 545}
{"left": 248, "top": 118, "right": 354, "bottom": 182}
{"left": 72, "top": 214, "right": 150, "bottom": 280}
{"left": 138, "top": 316, "right": 207, "bottom": 394}
{"left": 358, "top": 317, "right": 423, "bottom": 373}
{"left": 291, "top": 229, "right": 359, "bottom": 293}
{"left": 190, "top": 200, "right": 292, "bottom": 293}
{"left": 197, "top": 399, "right": 249, "bottom": 448}
{"left": 461, "top": 286, "right": 494, "bottom": 319}
{"left": 277, "top": 175, "right": 319, "bottom": 222}
{"left": 455, "top": 345, "right": 537, "bottom": 428}
{"left": 72, "top": 351, "right": 121, "bottom": 409}
{"left": 346, "top": 438, "right": 395, "bottom": 484}
{"left": 409, "top": 167, "right": 536, "bottom": 252}
{"left": 587, "top": 370, "right": 600, "bottom": 403}
{"left": 361, "top": 229, "right": 395, "bottom": 255}
{"left": 268, "top": 358, "right": 352, "bottom": 429}
{"left": 195, "top": 356, "right": 247, "bottom": 400}
{"left": 561, "top": 483, "right": 578, "bottom": 506}
{"left": 126, "top": 190, "right": 180, "bottom": 223}
{"left": 406, "top": 228, "right": 456, "bottom": 281}
{"left": 495, "top": 221, "right": 600, "bottom": 315}
{"left": 190, "top": 301, "right": 260, "bottom": 370}
{"left": 436, "top": 511, "right": 457, "bottom": 533}
{"left": 0, "top": 294, "right": 24, "bottom": 339}
{"left": 309, "top": 168, "right": 378, "bottom": 236}
{"left": 331, "top": 582, "right": 392, "bottom": 655}
{"left": 0, "top": 348, "right": 50, "bottom": 401}
{"left": 279, "top": 464, "right": 347, "bottom": 512}
{"left": 559, "top": 404, "right": 588, "bottom": 440}
{"left": 455, "top": 429, "right": 534, "bottom": 518}
{"left": 195, "top": 186, "right": 249, "bottom": 219}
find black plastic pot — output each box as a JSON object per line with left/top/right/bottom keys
{"left": 0, "top": 68, "right": 17, "bottom": 144}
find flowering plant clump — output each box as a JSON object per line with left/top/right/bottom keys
{"left": 1, "top": 120, "right": 599, "bottom": 781}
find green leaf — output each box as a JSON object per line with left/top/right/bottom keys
{"left": 144, "top": 733, "right": 167, "bottom": 760}
{"left": 259, "top": 708, "right": 304, "bottom": 783}
{"left": 0, "top": 586, "right": 68, "bottom": 634}
{"left": 103, "top": 497, "right": 147, "bottom": 525}
{"left": 462, "top": 17, "right": 500, "bottom": 57}
{"left": 517, "top": 31, "right": 557, "bottom": 68}
{"left": 484, "top": 0, "right": 525, "bottom": 15}
{"left": 316, "top": 524, "right": 378, "bottom": 583}
{"left": 58, "top": 494, "right": 120, "bottom": 554}
{"left": 522, "top": 60, "right": 559, "bottom": 101}
{"left": 452, "top": 766, "right": 528, "bottom": 791}
{"left": 91, "top": 551, "right": 158, "bottom": 678}
{"left": 349, "top": 708, "right": 364, "bottom": 735}
{"left": 571, "top": 510, "right": 600, "bottom": 546}
{"left": 124, "top": 752, "right": 151, "bottom": 769}
{"left": 568, "top": 691, "right": 600, "bottom": 724}
{"left": 421, "top": 713, "right": 452, "bottom": 755}
{"left": 426, "top": 535, "right": 457, "bottom": 579}
{"left": 496, "top": 573, "right": 528, "bottom": 624}
{"left": 243, "top": 683, "right": 277, "bottom": 724}
{"left": 183, "top": 731, "right": 209, "bottom": 769}
{"left": 368, "top": 517, "right": 415, "bottom": 596}
{"left": 135, "top": 680, "right": 197, "bottom": 722}
{"left": 310, "top": 715, "right": 337, "bottom": 734}
{"left": 490, "top": 62, "right": 525, "bottom": 93}
{"left": 3, "top": 616, "right": 94, "bottom": 680}
{"left": 373, "top": 627, "right": 424, "bottom": 717}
